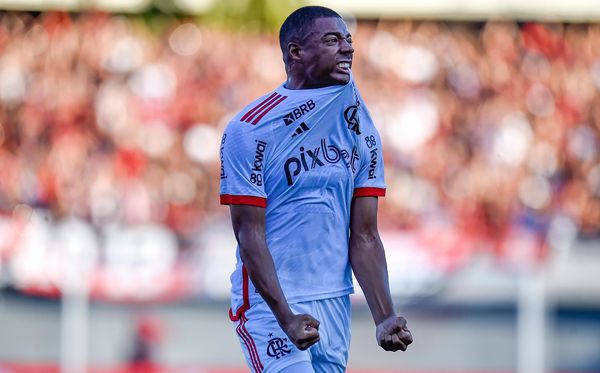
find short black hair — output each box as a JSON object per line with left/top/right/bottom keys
{"left": 279, "top": 6, "right": 342, "bottom": 62}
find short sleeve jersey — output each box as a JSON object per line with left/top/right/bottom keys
{"left": 220, "top": 78, "right": 386, "bottom": 319}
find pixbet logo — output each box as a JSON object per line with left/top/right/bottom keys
{"left": 250, "top": 140, "right": 267, "bottom": 186}
{"left": 283, "top": 99, "right": 316, "bottom": 125}
{"left": 284, "top": 139, "right": 359, "bottom": 186}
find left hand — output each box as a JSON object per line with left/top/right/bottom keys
{"left": 376, "top": 315, "right": 413, "bottom": 352}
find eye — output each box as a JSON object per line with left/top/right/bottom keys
{"left": 324, "top": 36, "right": 338, "bottom": 44}
{"left": 346, "top": 37, "right": 353, "bottom": 44}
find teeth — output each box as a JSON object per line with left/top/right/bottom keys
{"left": 338, "top": 62, "right": 350, "bottom": 69}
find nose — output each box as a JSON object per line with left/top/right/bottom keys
{"left": 341, "top": 38, "right": 354, "bottom": 54}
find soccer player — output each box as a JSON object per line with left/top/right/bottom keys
{"left": 219, "top": 6, "right": 413, "bottom": 372}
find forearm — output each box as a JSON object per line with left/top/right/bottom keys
{"left": 236, "top": 225, "right": 294, "bottom": 327}
{"left": 349, "top": 230, "right": 395, "bottom": 325}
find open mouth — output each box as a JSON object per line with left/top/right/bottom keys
{"left": 337, "top": 61, "right": 351, "bottom": 72}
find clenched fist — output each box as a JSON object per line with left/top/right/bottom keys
{"left": 282, "top": 313, "right": 320, "bottom": 351}
{"left": 376, "top": 315, "right": 413, "bottom": 352}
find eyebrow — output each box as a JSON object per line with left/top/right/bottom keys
{"left": 300, "top": 30, "right": 351, "bottom": 44}
{"left": 321, "top": 31, "right": 352, "bottom": 38}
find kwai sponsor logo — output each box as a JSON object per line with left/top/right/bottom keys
{"left": 250, "top": 139, "right": 267, "bottom": 186}
{"left": 365, "top": 135, "right": 378, "bottom": 179}
{"left": 220, "top": 134, "right": 227, "bottom": 179}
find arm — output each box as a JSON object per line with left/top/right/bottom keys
{"left": 349, "top": 196, "right": 413, "bottom": 352}
{"left": 229, "top": 204, "right": 320, "bottom": 350}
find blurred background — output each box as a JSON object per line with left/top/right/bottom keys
{"left": 0, "top": 0, "right": 599, "bottom": 372}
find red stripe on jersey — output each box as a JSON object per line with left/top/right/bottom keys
{"left": 240, "top": 92, "right": 278, "bottom": 122}
{"left": 353, "top": 187, "right": 386, "bottom": 197}
{"left": 220, "top": 194, "right": 267, "bottom": 208}
{"left": 251, "top": 95, "right": 287, "bottom": 125}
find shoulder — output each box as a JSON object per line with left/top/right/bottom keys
{"left": 224, "top": 91, "right": 278, "bottom": 134}
{"left": 344, "top": 82, "right": 379, "bottom": 135}
{"left": 234, "top": 89, "right": 290, "bottom": 126}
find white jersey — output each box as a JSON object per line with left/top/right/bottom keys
{"left": 219, "top": 78, "right": 386, "bottom": 320}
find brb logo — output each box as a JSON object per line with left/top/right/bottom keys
{"left": 283, "top": 99, "right": 316, "bottom": 125}
{"left": 250, "top": 140, "right": 267, "bottom": 186}
{"left": 284, "top": 139, "right": 359, "bottom": 186}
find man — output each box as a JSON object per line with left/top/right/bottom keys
{"left": 219, "top": 6, "right": 412, "bottom": 372}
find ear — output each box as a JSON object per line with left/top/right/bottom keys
{"left": 287, "top": 42, "right": 302, "bottom": 62}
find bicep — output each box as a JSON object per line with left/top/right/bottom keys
{"left": 350, "top": 196, "right": 379, "bottom": 236}
{"left": 229, "top": 204, "right": 266, "bottom": 243}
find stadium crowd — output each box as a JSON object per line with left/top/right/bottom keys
{"left": 0, "top": 12, "right": 599, "bottom": 296}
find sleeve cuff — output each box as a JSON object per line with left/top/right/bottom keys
{"left": 220, "top": 194, "right": 267, "bottom": 207}
{"left": 353, "top": 187, "right": 386, "bottom": 198}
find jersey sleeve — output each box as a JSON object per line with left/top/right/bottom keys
{"left": 353, "top": 106, "right": 386, "bottom": 198}
{"left": 219, "top": 121, "right": 268, "bottom": 207}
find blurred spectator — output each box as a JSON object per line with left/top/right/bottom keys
{"left": 128, "top": 314, "right": 163, "bottom": 373}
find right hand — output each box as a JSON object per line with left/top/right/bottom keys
{"left": 281, "top": 313, "right": 320, "bottom": 350}
{"left": 376, "top": 315, "right": 413, "bottom": 352}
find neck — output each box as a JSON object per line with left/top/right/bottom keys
{"left": 285, "top": 75, "right": 312, "bottom": 90}
{"left": 285, "top": 75, "right": 336, "bottom": 90}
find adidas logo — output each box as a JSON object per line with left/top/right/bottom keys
{"left": 291, "top": 122, "right": 310, "bottom": 137}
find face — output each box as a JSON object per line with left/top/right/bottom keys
{"left": 296, "top": 17, "right": 354, "bottom": 88}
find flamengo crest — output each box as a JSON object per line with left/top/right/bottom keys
{"left": 266, "top": 333, "right": 291, "bottom": 359}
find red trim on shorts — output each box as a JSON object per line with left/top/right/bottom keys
{"left": 237, "top": 315, "right": 264, "bottom": 372}
{"left": 229, "top": 265, "right": 250, "bottom": 322}
{"left": 353, "top": 187, "right": 386, "bottom": 197}
{"left": 236, "top": 315, "right": 263, "bottom": 372}
{"left": 229, "top": 266, "right": 262, "bottom": 372}
{"left": 220, "top": 194, "right": 267, "bottom": 208}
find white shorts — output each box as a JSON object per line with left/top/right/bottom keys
{"left": 231, "top": 295, "right": 351, "bottom": 373}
